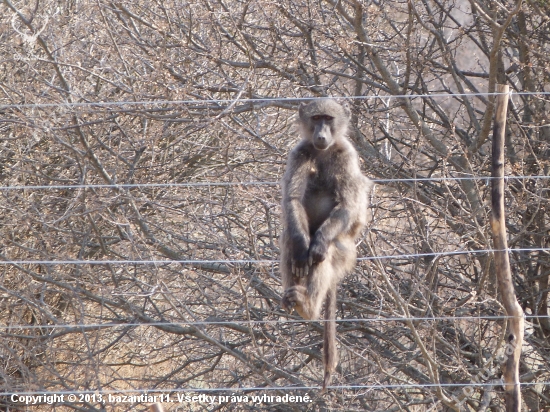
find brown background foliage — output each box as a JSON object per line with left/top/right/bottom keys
{"left": 1, "top": 0, "right": 549, "bottom": 410}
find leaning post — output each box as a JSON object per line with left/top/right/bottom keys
{"left": 490, "top": 83, "right": 524, "bottom": 411}
{"left": 149, "top": 403, "right": 165, "bottom": 412}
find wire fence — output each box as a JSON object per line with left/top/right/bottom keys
{"left": 2, "top": 381, "right": 550, "bottom": 398}
{"left": 0, "top": 314, "right": 546, "bottom": 332}
{"left": 2, "top": 168, "right": 548, "bottom": 327}
{"left": 1, "top": 90, "right": 550, "bottom": 110}
{"left": 1, "top": 244, "right": 547, "bottom": 331}
{"left": 1, "top": 247, "right": 549, "bottom": 266}
{"left": 2, "top": 244, "right": 549, "bottom": 266}
{"left": 1, "top": 175, "right": 550, "bottom": 191}
{"left": 3, "top": 93, "right": 550, "bottom": 402}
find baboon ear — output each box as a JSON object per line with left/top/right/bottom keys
{"left": 298, "top": 102, "right": 308, "bottom": 119}
{"left": 341, "top": 101, "right": 351, "bottom": 120}
{"left": 364, "top": 177, "right": 375, "bottom": 195}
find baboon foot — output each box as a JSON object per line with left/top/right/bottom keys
{"left": 281, "top": 285, "right": 308, "bottom": 314}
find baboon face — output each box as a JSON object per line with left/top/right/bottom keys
{"left": 309, "top": 114, "right": 335, "bottom": 150}
{"left": 299, "top": 99, "right": 350, "bottom": 151}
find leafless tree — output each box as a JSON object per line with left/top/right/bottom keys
{"left": 1, "top": 0, "right": 549, "bottom": 410}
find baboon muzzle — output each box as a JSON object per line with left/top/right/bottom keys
{"left": 313, "top": 122, "right": 332, "bottom": 150}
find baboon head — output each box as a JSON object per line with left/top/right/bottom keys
{"left": 299, "top": 99, "right": 351, "bottom": 150}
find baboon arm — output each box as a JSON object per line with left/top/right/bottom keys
{"left": 283, "top": 152, "right": 310, "bottom": 239}
{"left": 308, "top": 176, "right": 366, "bottom": 263}
{"left": 314, "top": 206, "right": 350, "bottom": 241}
{"left": 308, "top": 205, "right": 350, "bottom": 264}
{"left": 282, "top": 151, "right": 312, "bottom": 271}
{"left": 285, "top": 198, "right": 310, "bottom": 262}
{"left": 316, "top": 173, "right": 364, "bottom": 241}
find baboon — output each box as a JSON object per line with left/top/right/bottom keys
{"left": 280, "top": 98, "right": 373, "bottom": 390}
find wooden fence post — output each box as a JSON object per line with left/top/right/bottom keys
{"left": 149, "top": 403, "right": 164, "bottom": 412}
{"left": 490, "top": 83, "right": 524, "bottom": 412}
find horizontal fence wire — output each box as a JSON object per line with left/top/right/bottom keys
{"left": 1, "top": 315, "right": 547, "bottom": 331}
{"left": 1, "top": 247, "right": 548, "bottom": 266}
{"left": 2, "top": 382, "right": 550, "bottom": 398}
{"left": 1, "top": 90, "right": 549, "bottom": 110}
{"left": 0, "top": 175, "right": 550, "bottom": 191}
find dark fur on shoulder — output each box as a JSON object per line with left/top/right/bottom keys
{"left": 280, "top": 98, "right": 373, "bottom": 390}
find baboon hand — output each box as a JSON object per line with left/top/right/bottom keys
{"left": 308, "top": 234, "right": 328, "bottom": 265}
{"left": 291, "top": 255, "right": 309, "bottom": 278}
{"left": 292, "top": 239, "right": 310, "bottom": 278}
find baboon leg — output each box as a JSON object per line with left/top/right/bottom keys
{"left": 282, "top": 277, "right": 327, "bottom": 320}
{"left": 283, "top": 239, "right": 355, "bottom": 319}
{"left": 282, "top": 246, "right": 335, "bottom": 320}
{"left": 280, "top": 231, "right": 295, "bottom": 291}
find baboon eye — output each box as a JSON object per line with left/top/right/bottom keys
{"left": 311, "top": 115, "right": 334, "bottom": 121}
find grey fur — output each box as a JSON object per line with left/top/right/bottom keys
{"left": 280, "top": 98, "right": 373, "bottom": 390}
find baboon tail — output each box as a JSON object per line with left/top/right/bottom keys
{"left": 322, "top": 287, "right": 337, "bottom": 392}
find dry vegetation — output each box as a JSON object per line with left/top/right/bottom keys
{"left": 1, "top": 0, "right": 550, "bottom": 411}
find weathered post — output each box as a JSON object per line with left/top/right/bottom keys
{"left": 149, "top": 403, "right": 165, "bottom": 412}
{"left": 490, "top": 83, "right": 524, "bottom": 411}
